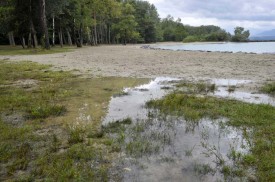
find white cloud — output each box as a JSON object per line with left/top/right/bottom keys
{"left": 147, "top": 0, "right": 275, "bottom": 34}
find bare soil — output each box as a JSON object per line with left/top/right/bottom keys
{"left": 1, "top": 44, "right": 275, "bottom": 84}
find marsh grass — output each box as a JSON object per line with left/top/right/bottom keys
{"left": 176, "top": 81, "right": 216, "bottom": 94}
{"left": 0, "top": 46, "right": 74, "bottom": 55}
{"left": 227, "top": 85, "right": 236, "bottom": 93}
{"left": 146, "top": 92, "right": 275, "bottom": 181}
{"left": 0, "top": 61, "right": 147, "bottom": 181}
{"left": 261, "top": 82, "right": 275, "bottom": 95}
{"left": 194, "top": 163, "right": 215, "bottom": 176}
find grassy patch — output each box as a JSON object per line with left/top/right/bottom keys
{"left": 0, "top": 60, "right": 147, "bottom": 181}
{"left": 261, "top": 82, "right": 275, "bottom": 95}
{"left": 0, "top": 45, "right": 74, "bottom": 55}
{"left": 146, "top": 92, "right": 275, "bottom": 181}
{"left": 176, "top": 81, "right": 216, "bottom": 94}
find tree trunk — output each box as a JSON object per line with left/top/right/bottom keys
{"left": 58, "top": 29, "right": 63, "bottom": 47}
{"left": 33, "top": 32, "right": 38, "bottom": 48}
{"left": 28, "top": 33, "right": 32, "bottom": 48}
{"left": 29, "top": 20, "right": 38, "bottom": 48}
{"left": 91, "top": 32, "right": 95, "bottom": 46}
{"left": 99, "top": 18, "right": 103, "bottom": 43}
{"left": 21, "top": 37, "right": 26, "bottom": 49}
{"left": 8, "top": 32, "right": 15, "bottom": 46}
{"left": 94, "top": 13, "right": 98, "bottom": 45}
{"left": 28, "top": 0, "right": 33, "bottom": 48}
{"left": 79, "top": 23, "right": 83, "bottom": 47}
{"left": 11, "top": 32, "right": 15, "bottom": 46}
{"left": 87, "top": 27, "right": 92, "bottom": 45}
{"left": 63, "top": 31, "right": 67, "bottom": 45}
{"left": 40, "top": 0, "right": 50, "bottom": 49}
{"left": 52, "top": 14, "right": 55, "bottom": 46}
{"left": 124, "top": 29, "right": 127, "bottom": 45}
{"left": 8, "top": 32, "right": 12, "bottom": 46}
{"left": 90, "top": 29, "right": 95, "bottom": 46}
{"left": 98, "top": 22, "right": 102, "bottom": 44}
{"left": 108, "top": 25, "right": 111, "bottom": 44}
{"left": 73, "top": 18, "right": 76, "bottom": 45}
{"left": 66, "top": 28, "right": 72, "bottom": 46}
{"left": 105, "top": 25, "right": 108, "bottom": 44}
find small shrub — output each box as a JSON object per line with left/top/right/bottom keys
{"left": 261, "top": 82, "right": 275, "bottom": 95}
{"left": 183, "top": 36, "right": 200, "bottom": 43}
{"left": 28, "top": 105, "right": 66, "bottom": 119}
{"left": 228, "top": 85, "right": 236, "bottom": 93}
{"left": 67, "top": 123, "right": 86, "bottom": 144}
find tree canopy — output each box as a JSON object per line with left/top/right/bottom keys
{"left": 232, "top": 26, "right": 250, "bottom": 42}
{"left": 0, "top": 0, "right": 250, "bottom": 47}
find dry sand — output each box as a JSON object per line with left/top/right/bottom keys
{"left": 1, "top": 44, "right": 275, "bottom": 84}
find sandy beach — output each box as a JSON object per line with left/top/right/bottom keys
{"left": 1, "top": 44, "right": 275, "bottom": 84}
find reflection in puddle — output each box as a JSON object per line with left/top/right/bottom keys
{"left": 211, "top": 79, "right": 252, "bottom": 86}
{"left": 103, "top": 77, "right": 273, "bottom": 181}
{"left": 103, "top": 77, "right": 179, "bottom": 125}
{"left": 210, "top": 79, "right": 275, "bottom": 106}
{"left": 104, "top": 78, "right": 275, "bottom": 126}
{"left": 122, "top": 115, "right": 250, "bottom": 182}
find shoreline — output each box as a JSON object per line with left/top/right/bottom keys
{"left": 145, "top": 42, "right": 275, "bottom": 55}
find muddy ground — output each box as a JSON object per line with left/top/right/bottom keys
{"left": 1, "top": 44, "right": 274, "bottom": 84}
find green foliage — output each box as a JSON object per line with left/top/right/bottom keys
{"left": 28, "top": 105, "right": 66, "bottom": 119}
{"left": 0, "top": 46, "right": 74, "bottom": 55}
{"left": 1, "top": 0, "right": 246, "bottom": 46}
{"left": 232, "top": 27, "right": 250, "bottom": 42}
{"left": 112, "top": 3, "right": 140, "bottom": 44}
{"left": 0, "top": 61, "right": 148, "bottom": 181}
{"left": 183, "top": 35, "right": 200, "bottom": 43}
{"left": 130, "top": 1, "right": 160, "bottom": 43}
{"left": 0, "top": 61, "right": 71, "bottom": 117}
{"left": 204, "top": 31, "right": 231, "bottom": 41}
{"left": 67, "top": 124, "right": 86, "bottom": 144}
{"left": 261, "top": 82, "right": 275, "bottom": 95}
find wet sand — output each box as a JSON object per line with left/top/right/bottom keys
{"left": 1, "top": 44, "right": 275, "bottom": 84}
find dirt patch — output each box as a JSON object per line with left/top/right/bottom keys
{"left": 12, "top": 79, "right": 39, "bottom": 89}
{"left": 1, "top": 112, "right": 25, "bottom": 126}
{"left": 1, "top": 44, "right": 274, "bottom": 84}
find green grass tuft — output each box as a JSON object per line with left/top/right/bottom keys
{"left": 261, "top": 82, "right": 275, "bottom": 95}
{"left": 0, "top": 46, "right": 74, "bottom": 55}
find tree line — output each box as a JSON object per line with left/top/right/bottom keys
{"left": 0, "top": 0, "right": 250, "bottom": 49}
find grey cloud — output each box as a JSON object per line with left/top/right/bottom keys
{"left": 153, "top": 0, "right": 275, "bottom": 21}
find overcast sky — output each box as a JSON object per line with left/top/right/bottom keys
{"left": 147, "top": 0, "right": 275, "bottom": 35}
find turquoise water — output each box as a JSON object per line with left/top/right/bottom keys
{"left": 153, "top": 42, "right": 275, "bottom": 54}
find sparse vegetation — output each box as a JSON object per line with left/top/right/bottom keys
{"left": 176, "top": 81, "right": 216, "bottom": 94}
{"left": 146, "top": 92, "right": 275, "bottom": 181}
{"left": 0, "top": 60, "right": 147, "bottom": 181}
{"left": 0, "top": 46, "right": 74, "bottom": 55}
{"left": 261, "top": 82, "right": 275, "bottom": 95}
{"left": 227, "top": 85, "right": 236, "bottom": 93}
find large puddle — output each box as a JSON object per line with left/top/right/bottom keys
{"left": 103, "top": 77, "right": 274, "bottom": 181}
{"left": 121, "top": 116, "right": 250, "bottom": 181}
{"left": 103, "top": 77, "right": 179, "bottom": 124}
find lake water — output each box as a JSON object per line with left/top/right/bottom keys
{"left": 152, "top": 42, "right": 275, "bottom": 54}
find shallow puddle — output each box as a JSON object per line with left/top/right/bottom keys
{"left": 122, "top": 115, "right": 250, "bottom": 182}
{"left": 103, "top": 77, "right": 271, "bottom": 181}
{"left": 103, "top": 77, "right": 179, "bottom": 125}
{"left": 210, "top": 79, "right": 275, "bottom": 106}
{"left": 104, "top": 78, "right": 275, "bottom": 126}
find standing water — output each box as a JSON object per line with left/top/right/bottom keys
{"left": 151, "top": 42, "right": 275, "bottom": 54}
{"left": 103, "top": 78, "right": 274, "bottom": 181}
